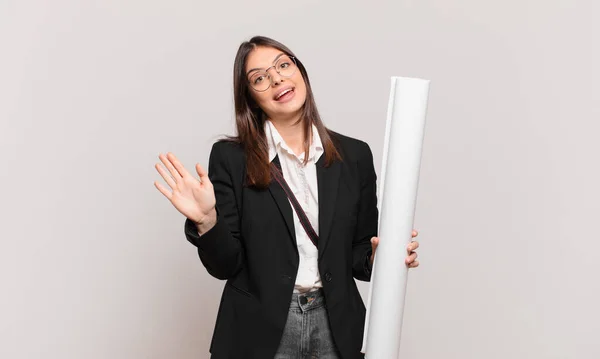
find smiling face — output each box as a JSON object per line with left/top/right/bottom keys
{"left": 245, "top": 46, "right": 307, "bottom": 123}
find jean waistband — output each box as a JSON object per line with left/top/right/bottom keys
{"left": 289, "top": 288, "right": 325, "bottom": 311}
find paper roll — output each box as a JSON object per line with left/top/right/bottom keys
{"left": 361, "top": 77, "right": 430, "bottom": 358}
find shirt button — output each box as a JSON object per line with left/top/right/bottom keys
{"left": 310, "top": 266, "right": 317, "bottom": 272}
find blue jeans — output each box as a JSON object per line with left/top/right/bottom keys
{"left": 274, "top": 289, "right": 342, "bottom": 359}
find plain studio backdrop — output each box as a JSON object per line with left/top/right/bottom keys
{"left": 1, "top": 0, "right": 598, "bottom": 358}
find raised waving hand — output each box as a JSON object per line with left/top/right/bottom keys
{"left": 154, "top": 152, "right": 217, "bottom": 233}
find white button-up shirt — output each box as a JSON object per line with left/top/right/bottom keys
{"left": 265, "top": 120, "right": 323, "bottom": 293}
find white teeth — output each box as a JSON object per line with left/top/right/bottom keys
{"left": 276, "top": 89, "right": 292, "bottom": 100}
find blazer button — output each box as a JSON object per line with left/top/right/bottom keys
{"left": 324, "top": 272, "right": 332, "bottom": 282}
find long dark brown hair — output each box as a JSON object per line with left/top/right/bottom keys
{"left": 226, "top": 36, "right": 342, "bottom": 189}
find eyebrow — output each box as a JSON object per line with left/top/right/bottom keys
{"left": 246, "top": 53, "right": 286, "bottom": 76}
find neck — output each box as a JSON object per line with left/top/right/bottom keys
{"left": 269, "top": 115, "right": 307, "bottom": 156}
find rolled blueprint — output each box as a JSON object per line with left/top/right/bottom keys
{"left": 361, "top": 77, "right": 430, "bottom": 358}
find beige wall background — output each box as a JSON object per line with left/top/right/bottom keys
{"left": 1, "top": 0, "right": 598, "bottom": 358}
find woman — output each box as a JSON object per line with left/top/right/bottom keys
{"left": 154, "top": 36, "right": 420, "bottom": 359}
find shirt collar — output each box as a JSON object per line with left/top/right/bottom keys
{"left": 265, "top": 120, "right": 324, "bottom": 163}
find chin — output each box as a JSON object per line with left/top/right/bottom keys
{"left": 270, "top": 99, "right": 305, "bottom": 118}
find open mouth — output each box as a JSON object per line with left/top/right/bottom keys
{"left": 274, "top": 87, "right": 295, "bottom": 102}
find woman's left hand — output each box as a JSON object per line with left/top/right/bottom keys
{"left": 369, "top": 230, "right": 420, "bottom": 268}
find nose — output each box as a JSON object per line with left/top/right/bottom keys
{"left": 266, "top": 66, "right": 284, "bottom": 86}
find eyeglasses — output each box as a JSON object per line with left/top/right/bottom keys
{"left": 247, "top": 55, "right": 298, "bottom": 92}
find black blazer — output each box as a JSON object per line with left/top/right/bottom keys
{"left": 184, "top": 132, "right": 378, "bottom": 359}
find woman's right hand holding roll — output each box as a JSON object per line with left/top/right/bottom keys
{"left": 154, "top": 152, "right": 217, "bottom": 235}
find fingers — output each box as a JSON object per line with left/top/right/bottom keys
{"left": 406, "top": 237, "right": 420, "bottom": 268}
{"left": 408, "top": 260, "right": 420, "bottom": 268}
{"left": 155, "top": 162, "right": 177, "bottom": 189}
{"left": 154, "top": 181, "right": 172, "bottom": 200}
{"left": 158, "top": 153, "right": 184, "bottom": 182}
{"left": 168, "top": 152, "right": 191, "bottom": 179}
{"left": 370, "top": 236, "right": 379, "bottom": 250}
{"left": 407, "top": 240, "right": 419, "bottom": 255}
{"left": 196, "top": 163, "right": 210, "bottom": 185}
{"left": 367, "top": 236, "right": 421, "bottom": 268}
{"left": 405, "top": 251, "right": 418, "bottom": 265}
{"left": 369, "top": 237, "right": 378, "bottom": 264}
{"left": 412, "top": 229, "right": 419, "bottom": 237}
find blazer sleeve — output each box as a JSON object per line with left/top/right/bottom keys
{"left": 352, "top": 141, "right": 378, "bottom": 281}
{"left": 183, "top": 141, "right": 244, "bottom": 280}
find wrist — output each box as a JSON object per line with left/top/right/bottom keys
{"left": 194, "top": 208, "right": 217, "bottom": 235}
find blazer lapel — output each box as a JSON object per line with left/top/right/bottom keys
{"left": 316, "top": 155, "right": 341, "bottom": 259}
{"left": 268, "top": 156, "right": 297, "bottom": 249}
